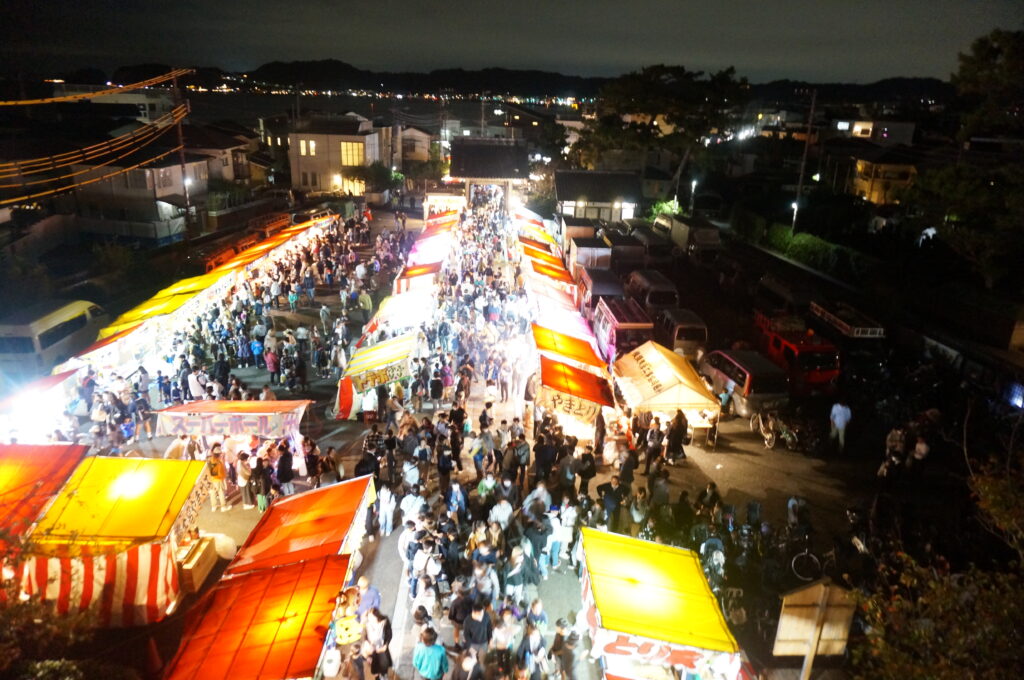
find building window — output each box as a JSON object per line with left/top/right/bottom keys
{"left": 222, "top": 157, "right": 229, "bottom": 167}
{"left": 300, "top": 139, "right": 307, "bottom": 156}
{"left": 276, "top": 136, "right": 282, "bottom": 146}
{"left": 311, "top": 173, "right": 318, "bottom": 186}
{"left": 340, "top": 141, "right": 364, "bottom": 166}
{"left": 301, "top": 171, "right": 309, "bottom": 186}
{"left": 309, "top": 139, "right": 316, "bottom": 156}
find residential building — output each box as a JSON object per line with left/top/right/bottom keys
{"left": 180, "top": 124, "right": 252, "bottom": 183}
{"left": 554, "top": 170, "right": 642, "bottom": 222}
{"left": 822, "top": 140, "right": 920, "bottom": 205}
{"left": 830, "top": 120, "right": 916, "bottom": 147}
{"left": 401, "top": 127, "right": 434, "bottom": 163}
{"left": 287, "top": 116, "right": 381, "bottom": 194}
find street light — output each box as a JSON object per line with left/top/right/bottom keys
{"left": 791, "top": 201, "right": 799, "bottom": 228}
{"left": 689, "top": 179, "right": 698, "bottom": 214}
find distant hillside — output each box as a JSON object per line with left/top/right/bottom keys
{"left": 749, "top": 77, "right": 956, "bottom": 105}
{"left": 249, "top": 59, "right": 608, "bottom": 98}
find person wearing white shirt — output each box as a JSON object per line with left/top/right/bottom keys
{"left": 830, "top": 401, "right": 852, "bottom": 453}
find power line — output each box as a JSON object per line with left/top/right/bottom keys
{"left": 0, "top": 68, "right": 194, "bottom": 107}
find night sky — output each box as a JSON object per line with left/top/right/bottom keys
{"left": 1, "top": 0, "right": 1020, "bottom": 82}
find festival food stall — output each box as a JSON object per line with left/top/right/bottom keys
{"left": 529, "top": 260, "right": 578, "bottom": 302}
{"left": 423, "top": 193, "right": 466, "bottom": 221}
{"left": 393, "top": 261, "right": 443, "bottom": 294}
{"left": 358, "top": 288, "right": 438, "bottom": 348}
{"left": 0, "top": 443, "right": 88, "bottom": 557}
{"left": 579, "top": 528, "right": 749, "bottom": 680}
{"left": 225, "top": 475, "right": 374, "bottom": 577}
{"left": 163, "top": 555, "right": 352, "bottom": 680}
{"left": 0, "top": 369, "right": 80, "bottom": 443}
{"left": 335, "top": 332, "right": 417, "bottom": 420}
{"left": 533, "top": 355, "right": 614, "bottom": 441}
{"left": 532, "top": 324, "right": 606, "bottom": 375}
{"left": 408, "top": 231, "right": 454, "bottom": 266}
{"left": 518, "top": 235, "right": 554, "bottom": 253}
{"left": 612, "top": 342, "right": 721, "bottom": 445}
{"left": 521, "top": 244, "right": 565, "bottom": 269}
{"left": 20, "top": 457, "right": 209, "bottom": 627}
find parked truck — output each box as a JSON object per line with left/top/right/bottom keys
{"left": 653, "top": 213, "right": 724, "bottom": 266}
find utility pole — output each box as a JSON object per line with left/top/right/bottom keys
{"left": 792, "top": 88, "right": 816, "bottom": 231}
{"left": 172, "top": 72, "right": 194, "bottom": 244}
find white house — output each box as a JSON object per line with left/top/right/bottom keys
{"left": 288, "top": 116, "right": 381, "bottom": 195}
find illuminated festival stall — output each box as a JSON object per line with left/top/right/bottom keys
{"left": 0, "top": 443, "right": 88, "bottom": 556}
{"left": 533, "top": 355, "right": 614, "bottom": 441}
{"left": 529, "top": 260, "right": 578, "bottom": 301}
{"left": 393, "top": 261, "right": 443, "bottom": 294}
{"left": 531, "top": 324, "right": 607, "bottom": 375}
{"left": 579, "top": 528, "right": 749, "bottom": 680}
{"left": 163, "top": 555, "right": 352, "bottom": 680}
{"left": 612, "top": 342, "right": 721, "bottom": 441}
{"left": 156, "top": 399, "right": 311, "bottom": 440}
{"left": 335, "top": 332, "right": 417, "bottom": 420}
{"left": 0, "top": 369, "right": 80, "bottom": 443}
{"left": 20, "top": 457, "right": 209, "bottom": 627}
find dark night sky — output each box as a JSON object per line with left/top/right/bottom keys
{"left": 1, "top": 0, "right": 1020, "bottom": 82}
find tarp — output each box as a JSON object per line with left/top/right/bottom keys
{"left": 0, "top": 443, "right": 88, "bottom": 553}
{"left": 535, "top": 307, "right": 595, "bottom": 342}
{"left": 530, "top": 260, "right": 575, "bottom": 285}
{"left": 344, "top": 332, "right": 416, "bottom": 392}
{"left": 537, "top": 355, "right": 613, "bottom": 424}
{"left": 164, "top": 555, "right": 351, "bottom": 680}
{"left": 225, "top": 476, "right": 374, "bottom": 577}
{"left": 580, "top": 528, "right": 739, "bottom": 656}
{"left": 525, "top": 277, "right": 577, "bottom": 313}
{"left": 514, "top": 207, "right": 545, "bottom": 228}
{"left": 29, "top": 457, "right": 207, "bottom": 556}
{"left": 522, "top": 223, "right": 558, "bottom": 246}
{"left": 518, "top": 235, "right": 552, "bottom": 252}
{"left": 522, "top": 245, "right": 564, "bottom": 268}
{"left": 532, "top": 324, "right": 605, "bottom": 370}
{"left": 156, "top": 400, "right": 311, "bottom": 438}
{"left": 612, "top": 341, "right": 719, "bottom": 413}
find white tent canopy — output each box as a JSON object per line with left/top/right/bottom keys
{"left": 613, "top": 341, "right": 719, "bottom": 413}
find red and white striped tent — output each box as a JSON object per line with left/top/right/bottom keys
{"left": 20, "top": 457, "right": 209, "bottom": 627}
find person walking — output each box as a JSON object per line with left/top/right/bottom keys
{"left": 277, "top": 444, "right": 296, "bottom": 496}
{"left": 364, "top": 608, "right": 393, "bottom": 680}
{"left": 207, "top": 448, "right": 229, "bottom": 512}
{"left": 253, "top": 457, "right": 273, "bottom": 512}
{"left": 412, "top": 628, "right": 448, "bottom": 680}
{"left": 237, "top": 452, "right": 255, "bottom": 509}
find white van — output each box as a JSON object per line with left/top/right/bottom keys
{"left": 654, "top": 308, "right": 708, "bottom": 358}
{"left": 0, "top": 300, "right": 107, "bottom": 382}
{"left": 623, "top": 269, "right": 680, "bottom": 315}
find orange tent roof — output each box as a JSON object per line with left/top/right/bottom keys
{"left": 518, "top": 235, "right": 552, "bottom": 252}
{"left": 225, "top": 476, "right": 373, "bottom": 577}
{"left": 158, "top": 399, "right": 312, "bottom": 415}
{"left": 522, "top": 245, "right": 564, "bottom": 268}
{"left": 0, "top": 444, "right": 88, "bottom": 552}
{"left": 531, "top": 260, "right": 574, "bottom": 285}
{"left": 532, "top": 324, "right": 605, "bottom": 369}
{"left": 400, "top": 261, "right": 443, "bottom": 279}
{"left": 539, "top": 355, "right": 614, "bottom": 407}
{"left": 164, "top": 555, "right": 350, "bottom": 680}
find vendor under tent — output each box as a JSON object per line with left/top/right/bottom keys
{"left": 225, "top": 475, "right": 374, "bottom": 577}
{"left": 535, "top": 355, "right": 614, "bottom": 440}
{"left": 335, "top": 332, "right": 417, "bottom": 420}
{"left": 358, "top": 289, "right": 438, "bottom": 347}
{"left": 163, "top": 554, "right": 352, "bottom": 680}
{"left": 0, "top": 443, "right": 88, "bottom": 555}
{"left": 532, "top": 323, "right": 606, "bottom": 373}
{"left": 579, "top": 528, "right": 748, "bottom": 680}
{"left": 394, "top": 261, "right": 443, "bottom": 294}
{"left": 612, "top": 341, "right": 720, "bottom": 443}
{"left": 21, "top": 457, "right": 209, "bottom": 627}
{"left": 0, "top": 369, "right": 79, "bottom": 443}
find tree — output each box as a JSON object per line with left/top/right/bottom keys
{"left": 646, "top": 199, "right": 680, "bottom": 220}
{"left": 952, "top": 29, "right": 1024, "bottom": 140}
{"left": 907, "top": 162, "right": 1024, "bottom": 289}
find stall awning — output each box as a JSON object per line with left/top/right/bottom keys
{"left": 152, "top": 271, "right": 228, "bottom": 299}
{"left": 522, "top": 245, "right": 564, "bottom": 268}
{"left": 535, "top": 307, "right": 595, "bottom": 341}
{"left": 538, "top": 355, "right": 613, "bottom": 425}
{"left": 344, "top": 332, "right": 417, "bottom": 392}
{"left": 581, "top": 527, "right": 738, "bottom": 653}
{"left": 522, "top": 223, "right": 558, "bottom": 246}
{"left": 409, "top": 232, "right": 453, "bottom": 266}
{"left": 533, "top": 324, "right": 605, "bottom": 370}
{"left": 531, "top": 260, "right": 575, "bottom": 285}
{"left": 76, "top": 324, "right": 141, "bottom": 358}
{"left": 398, "top": 261, "right": 443, "bottom": 280}
{"left": 100, "top": 291, "right": 197, "bottom": 338}
{"left": 28, "top": 457, "right": 207, "bottom": 556}
{"left": 612, "top": 341, "right": 719, "bottom": 413}
{"left": 525, "top": 277, "right": 576, "bottom": 312}
{"left": 0, "top": 444, "right": 88, "bottom": 551}
{"left": 164, "top": 555, "right": 351, "bottom": 680}
{"left": 226, "top": 476, "right": 374, "bottom": 577}
{"left": 514, "top": 207, "right": 545, "bottom": 228}
{"left": 518, "top": 235, "right": 552, "bottom": 252}
{"left": 156, "top": 400, "right": 311, "bottom": 438}
{"left": 369, "top": 290, "right": 437, "bottom": 333}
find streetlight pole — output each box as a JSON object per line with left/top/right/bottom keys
{"left": 793, "top": 88, "right": 816, "bottom": 231}
{"left": 689, "top": 179, "right": 698, "bottom": 215}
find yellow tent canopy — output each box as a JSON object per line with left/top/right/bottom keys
{"left": 345, "top": 332, "right": 417, "bottom": 377}
{"left": 581, "top": 527, "right": 738, "bottom": 653}
{"left": 612, "top": 341, "right": 720, "bottom": 413}
{"left": 29, "top": 457, "right": 207, "bottom": 556}
{"left": 99, "top": 291, "right": 198, "bottom": 339}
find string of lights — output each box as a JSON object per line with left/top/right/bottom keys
{"left": 0, "top": 68, "right": 194, "bottom": 107}
{"left": 0, "top": 104, "right": 188, "bottom": 177}
{"left": 0, "top": 145, "right": 183, "bottom": 207}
